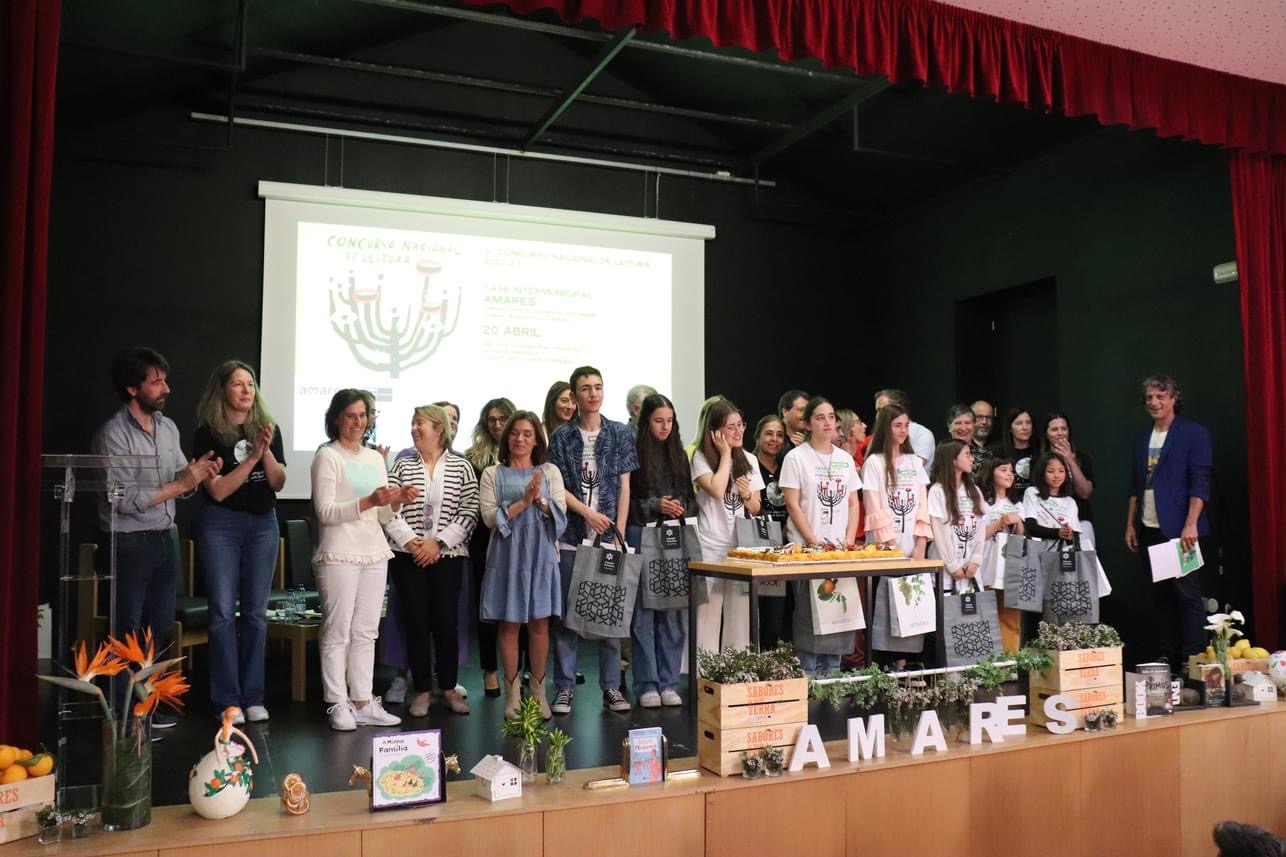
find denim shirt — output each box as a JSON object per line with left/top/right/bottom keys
{"left": 548, "top": 418, "right": 638, "bottom": 545}
{"left": 92, "top": 405, "right": 189, "bottom": 532}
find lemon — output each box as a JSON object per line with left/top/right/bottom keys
{"left": 1247, "top": 647, "right": 1270, "bottom": 660}
{"left": 1235, "top": 638, "right": 1251, "bottom": 650}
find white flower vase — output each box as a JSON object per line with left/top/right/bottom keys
{"left": 189, "top": 713, "right": 260, "bottom": 820}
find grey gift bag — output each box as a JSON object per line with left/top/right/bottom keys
{"left": 734, "top": 508, "right": 785, "bottom": 596}
{"left": 870, "top": 576, "right": 925, "bottom": 654}
{"left": 638, "top": 521, "right": 702, "bottom": 611}
{"left": 1002, "top": 537, "right": 1046, "bottom": 612}
{"left": 938, "top": 581, "right": 1003, "bottom": 668}
{"left": 1041, "top": 540, "right": 1101, "bottom": 624}
{"left": 564, "top": 529, "right": 644, "bottom": 640}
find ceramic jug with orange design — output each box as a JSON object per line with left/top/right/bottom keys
{"left": 188, "top": 707, "right": 261, "bottom": 819}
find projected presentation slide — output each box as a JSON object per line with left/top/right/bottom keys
{"left": 294, "top": 222, "right": 671, "bottom": 452}
{"left": 259, "top": 182, "right": 711, "bottom": 498}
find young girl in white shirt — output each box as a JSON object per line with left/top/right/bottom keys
{"left": 927, "top": 439, "right": 985, "bottom": 591}
{"left": 978, "top": 456, "right": 1024, "bottom": 650}
{"left": 692, "top": 399, "right": 763, "bottom": 657}
{"left": 780, "top": 397, "right": 862, "bottom": 673}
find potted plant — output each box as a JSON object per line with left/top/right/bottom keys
{"left": 545, "top": 729, "right": 572, "bottom": 785}
{"left": 697, "top": 645, "right": 807, "bottom": 777}
{"left": 1027, "top": 621, "right": 1124, "bottom": 728}
{"left": 37, "top": 629, "right": 189, "bottom": 831}
{"left": 500, "top": 696, "right": 547, "bottom": 783}
{"left": 759, "top": 746, "right": 785, "bottom": 777}
{"left": 35, "top": 803, "right": 62, "bottom": 845}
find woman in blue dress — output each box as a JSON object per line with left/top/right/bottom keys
{"left": 478, "top": 410, "right": 568, "bottom": 720}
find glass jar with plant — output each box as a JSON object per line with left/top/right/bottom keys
{"left": 739, "top": 751, "right": 764, "bottom": 779}
{"left": 35, "top": 804, "right": 62, "bottom": 845}
{"left": 1205, "top": 608, "right": 1245, "bottom": 707}
{"left": 500, "top": 696, "right": 547, "bottom": 783}
{"left": 545, "top": 729, "right": 572, "bottom": 785}
{"left": 37, "top": 628, "right": 189, "bottom": 831}
{"left": 758, "top": 746, "right": 785, "bottom": 777}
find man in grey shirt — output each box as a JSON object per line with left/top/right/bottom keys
{"left": 92, "top": 347, "right": 218, "bottom": 724}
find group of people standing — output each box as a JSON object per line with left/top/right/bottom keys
{"left": 94, "top": 343, "right": 1213, "bottom": 736}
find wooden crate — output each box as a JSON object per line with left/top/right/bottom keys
{"left": 698, "top": 723, "right": 803, "bottom": 777}
{"left": 697, "top": 677, "right": 809, "bottom": 729}
{"left": 1030, "top": 646, "right": 1123, "bottom": 694}
{"left": 1186, "top": 656, "right": 1270, "bottom": 681}
{"left": 0, "top": 775, "right": 54, "bottom": 845}
{"left": 1030, "top": 681, "right": 1125, "bottom": 730}
{"left": 0, "top": 806, "right": 39, "bottom": 845}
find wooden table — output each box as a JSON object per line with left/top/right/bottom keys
{"left": 685, "top": 557, "right": 945, "bottom": 702}
{"left": 266, "top": 620, "right": 321, "bottom": 703}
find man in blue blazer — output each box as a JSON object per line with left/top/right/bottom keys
{"left": 1125, "top": 375, "right": 1214, "bottom": 669}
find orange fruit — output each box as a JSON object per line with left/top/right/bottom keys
{"left": 18, "top": 753, "right": 54, "bottom": 777}
{"left": 15, "top": 748, "right": 32, "bottom": 761}
{"left": 0, "top": 745, "right": 15, "bottom": 770}
{"left": 0, "top": 764, "right": 27, "bottom": 783}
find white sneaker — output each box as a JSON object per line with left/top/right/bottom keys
{"left": 385, "top": 676, "right": 408, "bottom": 704}
{"left": 639, "top": 690, "right": 662, "bottom": 708}
{"left": 245, "top": 705, "right": 270, "bottom": 722}
{"left": 660, "top": 689, "right": 682, "bottom": 707}
{"left": 352, "top": 697, "right": 401, "bottom": 727}
{"left": 328, "top": 702, "right": 356, "bottom": 731}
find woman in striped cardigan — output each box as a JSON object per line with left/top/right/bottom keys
{"left": 386, "top": 404, "right": 479, "bottom": 716}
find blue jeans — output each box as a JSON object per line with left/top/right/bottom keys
{"left": 552, "top": 548, "right": 622, "bottom": 692}
{"left": 797, "top": 651, "right": 840, "bottom": 674}
{"left": 198, "top": 505, "right": 279, "bottom": 710}
{"left": 625, "top": 525, "right": 685, "bottom": 695}
{"left": 109, "top": 527, "right": 179, "bottom": 650}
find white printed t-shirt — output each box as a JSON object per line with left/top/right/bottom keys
{"left": 691, "top": 448, "right": 765, "bottom": 560}
{"left": 779, "top": 443, "right": 861, "bottom": 545}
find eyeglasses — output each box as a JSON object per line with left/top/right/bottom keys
{"left": 487, "top": 416, "right": 509, "bottom": 425}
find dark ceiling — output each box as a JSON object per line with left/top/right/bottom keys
{"left": 55, "top": 0, "right": 1104, "bottom": 226}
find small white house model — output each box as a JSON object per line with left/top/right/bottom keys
{"left": 470, "top": 754, "right": 523, "bottom": 801}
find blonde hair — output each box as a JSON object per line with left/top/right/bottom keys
{"left": 413, "top": 404, "right": 454, "bottom": 450}
{"left": 195, "top": 360, "right": 274, "bottom": 446}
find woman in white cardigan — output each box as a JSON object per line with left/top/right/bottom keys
{"left": 311, "top": 389, "right": 416, "bottom": 731}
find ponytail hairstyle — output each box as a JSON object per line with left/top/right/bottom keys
{"left": 867, "top": 404, "right": 913, "bottom": 492}
{"left": 929, "top": 439, "right": 983, "bottom": 524}
{"left": 699, "top": 399, "right": 751, "bottom": 480}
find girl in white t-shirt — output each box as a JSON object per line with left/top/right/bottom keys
{"left": 692, "top": 400, "right": 763, "bottom": 657}
{"left": 1020, "top": 452, "right": 1081, "bottom": 542}
{"left": 862, "top": 405, "right": 931, "bottom": 557}
{"left": 862, "top": 404, "right": 932, "bottom": 663}
{"left": 927, "top": 439, "right": 985, "bottom": 592}
{"left": 978, "top": 456, "right": 1025, "bottom": 650}
{"left": 1021, "top": 450, "right": 1113, "bottom": 601}
{"left": 780, "top": 398, "right": 862, "bottom": 673}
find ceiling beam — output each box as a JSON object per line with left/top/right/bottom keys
{"left": 521, "top": 27, "right": 636, "bottom": 150}
{"left": 752, "top": 81, "right": 889, "bottom": 164}
{"left": 250, "top": 47, "right": 793, "bottom": 130}
{"left": 350, "top": 0, "right": 865, "bottom": 84}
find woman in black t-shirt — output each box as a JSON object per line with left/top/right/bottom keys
{"left": 193, "top": 361, "right": 287, "bottom": 724}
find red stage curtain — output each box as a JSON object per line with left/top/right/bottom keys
{"left": 1, "top": 0, "right": 60, "bottom": 746}
{"left": 1231, "top": 152, "right": 1286, "bottom": 650}
{"left": 473, "top": 0, "right": 1286, "bottom": 157}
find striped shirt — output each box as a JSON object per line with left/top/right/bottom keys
{"left": 385, "top": 451, "right": 478, "bottom": 557}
